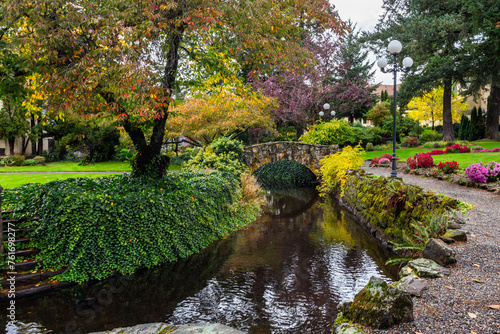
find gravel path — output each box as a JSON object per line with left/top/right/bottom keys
{"left": 361, "top": 165, "right": 500, "bottom": 334}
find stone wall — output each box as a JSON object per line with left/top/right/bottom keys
{"left": 244, "top": 142, "right": 338, "bottom": 175}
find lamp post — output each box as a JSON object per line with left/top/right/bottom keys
{"left": 377, "top": 40, "right": 413, "bottom": 178}
{"left": 320, "top": 103, "right": 336, "bottom": 120}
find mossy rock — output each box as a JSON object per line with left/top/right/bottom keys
{"left": 399, "top": 258, "right": 451, "bottom": 279}
{"left": 442, "top": 229, "right": 468, "bottom": 242}
{"left": 332, "top": 320, "right": 366, "bottom": 334}
{"left": 338, "top": 277, "right": 413, "bottom": 329}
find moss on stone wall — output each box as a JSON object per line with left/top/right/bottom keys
{"left": 342, "top": 171, "right": 462, "bottom": 248}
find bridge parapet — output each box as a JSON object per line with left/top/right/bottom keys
{"left": 244, "top": 141, "right": 339, "bottom": 175}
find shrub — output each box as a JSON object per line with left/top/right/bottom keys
{"left": 0, "top": 156, "right": 14, "bottom": 166}
{"left": 11, "top": 155, "right": 26, "bottom": 166}
{"left": 404, "top": 136, "right": 419, "bottom": 147}
{"left": 365, "top": 142, "right": 374, "bottom": 151}
{"left": 299, "top": 120, "right": 354, "bottom": 146}
{"left": 186, "top": 138, "right": 246, "bottom": 177}
{"left": 419, "top": 129, "right": 442, "bottom": 143}
{"left": 378, "top": 158, "right": 390, "bottom": 165}
{"left": 318, "top": 144, "right": 365, "bottom": 196}
{"left": 429, "top": 150, "right": 445, "bottom": 155}
{"left": 253, "top": 160, "right": 317, "bottom": 189}
{"left": 24, "top": 159, "right": 37, "bottom": 166}
{"left": 34, "top": 156, "right": 46, "bottom": 165}
{"left": 472, "top": 148, "right": 500, "bottom": 153}
{"left": 4, "top": 171, "right": 260, "bottom": 282}
{"left": 444, "top": 144, "right": 470, "bottom": 154}
{"left": 465, "top": 163, "right": 491, "bottom": 183}
{"left": 370, "top": 153, "right": 393, "bottom": 165}
{"left": 407, "top": 152, "right": 434, "bottom": 169}
{"left": 436, "top": 161, "right": 459, "bottom": 174}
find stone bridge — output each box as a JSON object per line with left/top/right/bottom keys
{"left": 244, "top": 142, "right": 339, "bottom": 175}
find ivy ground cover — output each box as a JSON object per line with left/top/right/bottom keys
{"left": 4, "top": 171, "right": 260, "bottom": 282}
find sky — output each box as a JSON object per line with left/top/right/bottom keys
{"left": 331, "top": 0, "right": 394, "bottom": 85}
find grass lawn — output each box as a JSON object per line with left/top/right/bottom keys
{"left": 0, "top": 161, "right": 183, "bottom": 189}
{"left": 365, "top": 140, "right": 500, "bottom": 169}
{"left": 0, "top": 161, "right": 132, "bottom": 173}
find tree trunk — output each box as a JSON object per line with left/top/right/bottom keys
{"left": 8, "top": 138, "right": 15, "bottom": 155}
{"left": 442, "top": 80, "right": 455, "bottom": 141}
{"left": 31, "top": 116, "right": 37, "bottom": 155}
{"left": 486, "top": 78, "right": 500, "bottom": 140}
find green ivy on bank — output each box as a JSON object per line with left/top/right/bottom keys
{"left": 4, "top": 171, "right": 260, "bottom": 283}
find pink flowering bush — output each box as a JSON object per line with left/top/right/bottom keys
{"left": 429, "top": 149, "right": 446, "bottom": 155}
{"left": 378, "top": 157, "right": 391, "bottom": 164}
{"left": 407, "top": 152, "right": 434, "bottom": 169}
{"left": 472, "top": 148, "right": 500, "bottom": 153}
{"left": 371, "top": 153, "right": 393, "bottom": 165}
{"left": 436, "top": 161, "right": 459, "bottom": 174}
{"left": 465, "top": 161, "right": 500, "bottom": 183}
{"left": 444, "top": 144, "right": 470, "bottom": 154}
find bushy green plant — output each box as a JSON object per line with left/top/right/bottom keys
{"left": 419, "top": 129, "right": 442, "bottom": 143}
{"left": 318, "top": 144, "right": 365, "bottom": 196}
{"left": 34, "top": 156, "right": 46, "bottom": 165}
{"left": 0, "top": 156, "right": 14, "bottom": 166}
{"left": 10, "top": 155, "right": 25, "bottom": 166}
{"left": 299, "top": 120, "right": 354, "bottom": 146}
{"left": 4, "top": 171, "right": 260, "bottom": 282}
{"left": 253, "top": 161, "right": 317, "bottom": 189}
{"left": 365, "top": 142, "right": 374, "bottom": 151}
{"left": 349, "top": 125, "right": 385, "bottom": 146}
{"left": 186, "top": 138, "right": 246, "bottom": 176}
{"left": 24, "top": 159, "right": 37, "bottom": 166}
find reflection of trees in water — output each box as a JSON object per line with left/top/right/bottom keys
{"left": 262, "top": 187, "right": 319, "bottom": 217}
{"left": 4, "top": 239, "right": 234, "bottom": 334}
{"left": 166, "top": 195, "right": 394, "bottom": 334}
{"left": 6, "top": 190, "right": 395, "bottom": 334}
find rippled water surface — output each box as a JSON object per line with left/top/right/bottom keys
{"left": 2, "top": 188, "right": 395, "bottom": 334}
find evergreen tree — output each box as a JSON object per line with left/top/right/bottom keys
{"left": 458, "top": 114, "right": 472, "bottom": 140}
{"left": 470, "top": 106, "right": 480, "bottom": 140}
{"left": 477, "top": 108, "right": 486, "bottom": 139}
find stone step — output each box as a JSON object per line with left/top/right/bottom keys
{"left": 14, "top": 248, "right": 40, "bottom": 259}
{"left": 15, "top": 260, "right": 40, "bottom": 272}
{"left": 0, "top": 280, "right": 74, "bottom": 301}
{"left": 0, "top": 269, "right": 65, "bottom": 289}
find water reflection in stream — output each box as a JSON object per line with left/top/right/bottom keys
{"left": 2, "top": 188, "right": 395, "bottom": 334}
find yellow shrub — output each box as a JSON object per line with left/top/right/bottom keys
{"left": 318, "top": 144, "right": 365, "bottom": 196}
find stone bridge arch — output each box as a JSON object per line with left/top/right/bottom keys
{"left": 244, "top": 142, "right": 339, "bottom": 176}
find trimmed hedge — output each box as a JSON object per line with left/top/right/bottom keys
{"left": 253, "top": 160, "right": 317, "bottom": 189}
{"left": 4, "top": 171, "right": 260, "bottom": 282}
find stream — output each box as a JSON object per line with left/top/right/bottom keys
{"left": 2, "top": 188, "right": 396, "bottom": 334}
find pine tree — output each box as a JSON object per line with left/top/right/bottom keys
{"left": 470, "top": 106, "right": 479, "bottom": 140}
{"left": 458, "top": 113, "right": 469, "bottom": 140}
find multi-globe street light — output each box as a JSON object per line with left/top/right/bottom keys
{"left": 319, "top": 103, "right": 336, "bottom": 120}
{"left": 377, "top": 40, "right": 413, "bottom": 178}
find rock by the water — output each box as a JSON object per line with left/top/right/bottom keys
{"left": 400, "top": 258, "right": 451, "bottom": 279}
{"left": 439, "top": 236, "right": 455, "bottom": 244}
{"left": 333, "top": 322, "right": 366, "bottom": 333}
{"left": 391, "top": 275, "right": 429, "bottom": 297}
{"left": 447, "top": 222, "right": 463, "bottom": 230}
{"left": 338, "top": 277, "right": 413, "bottom": 329}
{"left": 422, "top": 238, "right": 456, "bottom": 266}
{"left": 442, "top": 229, "right": 468, "bottom": 242}
{"left": 89, "top": 323, "right": 245, "bottom": 334}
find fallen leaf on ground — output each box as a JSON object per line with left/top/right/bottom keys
{"left": 489, "top": 305, "right": 500, "bottom": 310}
{"left": 468, "top": 312, "right": 477, "bottom": 318}
{"left": 473, "top": 264, "right": 480, "bottom": 268}
{"left": 472, "top": 331, "right": 478, "bottom": 334}
{"left": 407, "top": 267, "right": 412, "bottom": 274}
{"left": 444, "top": 286, "right": 455, "bottom": 289}
{"left": 416, "top": 332, "right": 423, "bottom": 334}
{"left": 473, "top": 279, "right": 483, "bottom": 283}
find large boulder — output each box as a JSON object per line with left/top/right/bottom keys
{"left": 332, "top": 322, "right": 366, "bottom": 334}
{"left": 400, "top": 258, "right": 451, "bottom": 279}
{"left": 442, "top": 229, "right": 468, "bottom": 242}
{"left": 338, "top": 277, "right": 413, "bottom": 329}
{"left": 422, "top": 238, "right": 457, "bottom": 266}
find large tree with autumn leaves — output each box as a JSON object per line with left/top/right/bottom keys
{"left": 3, "top": 0, "right": 346, "bottom": 176}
